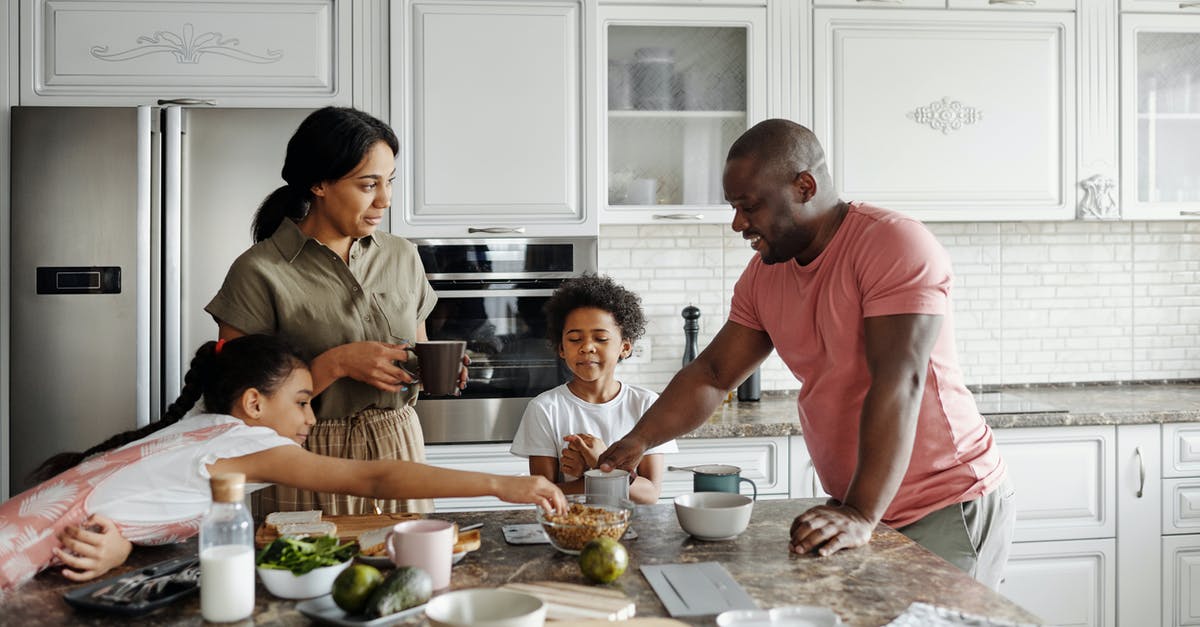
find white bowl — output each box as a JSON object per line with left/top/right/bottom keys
{"left": 716, "top": 605, "right": 843, "bottom": 626}
{"left": 425, "top": 589, "right": 547, "bottom": 627}
{"left": 674, "top": 492, "right": 754, "bottom": 541}
{"left": 256, "top": 560, "right": 351, "bottom": 599}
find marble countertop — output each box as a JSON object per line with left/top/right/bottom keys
{"left": 0, "top": 499, "right": 1042, "bottom": 626}
{"left": 683, "top": 382, "right": 1200, "bottom": 438}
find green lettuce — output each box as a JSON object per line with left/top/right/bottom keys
{"left": 255, "top": 535, "right": 359, "bottom": 575}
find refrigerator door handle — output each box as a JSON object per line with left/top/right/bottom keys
{"left": 137, "top": 107, "right": 153, "bottom": 428}
{"left": 163, "top": 106, "right": 183, "bottom": 408}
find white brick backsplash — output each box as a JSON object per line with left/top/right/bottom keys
{"left": 599, "top": 220, "right": 1198, "bottom": 392}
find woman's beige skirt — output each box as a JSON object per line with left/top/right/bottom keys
{"left": 253, "top": 405, "right": 433, "bottom": 515}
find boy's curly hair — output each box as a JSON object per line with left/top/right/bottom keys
{"left": 544, "top": 274, "right": 647, "bottom": 347}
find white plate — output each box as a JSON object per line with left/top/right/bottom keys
{"left": 356, "top": 551, "right": 467, "bottom": 569}
{"left": 716, "top": 605, "right": 843, "bottom": 626}
{"left": 295, "top": 594, "right": 427, "bottom": 626}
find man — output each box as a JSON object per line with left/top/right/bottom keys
{"left": 597, "top": 119, "right": 1015, "bottom": 589}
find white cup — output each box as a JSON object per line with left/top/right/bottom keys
{"left": 386, "top": 519, "right": 455, "bottom": 590}
{"left": 584, "top": 468, "right": 631, "bottom": 500}
{"left": 627, "top": 178, "right": 657, "bottom": 205}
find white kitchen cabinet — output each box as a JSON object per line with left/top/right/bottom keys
{"left": 424, "top": 442, "right": 532, "bottom": 512}
{"left": 1123, "top": 0, "right": 1200, "bottom": 13}
{"left": 1120, "top": 15, "right": 1200, "bottom": 220}
{"left": 995, "top": 426, "right": 1115, "bottom": 542}
{"left": 596, "top": 3, "right": 766, "bottom": 225}
{"left": 1117, "top": 424, "right": 1163, "bottom": 627}
{"left": 813, "top": 9, "right": 1075, "bottom": 221}
{"left": 1163, "top": 534, "right": 1200, "bottom": 627}
{"left": 1000, "top": 538, "right": 1116, "bottom": 627}
{"left": 787, "top": 435, "right": 831, "bottom": 499}
{"left": 20, "top": 0, "right": 353, "bottom": 106}
{"left": 659, "top": 436, "right": 788, "bottom": 500}
{"left": 392, "top": 0, "right": 593, "bottom": 238}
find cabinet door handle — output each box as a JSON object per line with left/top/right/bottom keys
{"left": 156, "top": 98, "right": 217, "bottom": 106}
{"left": 989, "top": 0, "right": 1037, "bottom": 4}
{"left": 855, "top": 0, "right": 905, "bottom": 4}
{"left": 1135, "top": 446, "right": 1145, "bottom": 499}
{"left": 1180, "top": 211, "right": 1200, "bottom": 216}
{"left": 1181, "top": 1, "right": 1200, "bottom": 7}
{"left": 652, "top": 213, "right": 704, "bottom": 220}
{"left": 467, "top": 227, "right": 526, "bottom": 234}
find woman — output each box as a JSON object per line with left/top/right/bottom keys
{"left": 206, "top": 107, "right": 458, "bottom": 514}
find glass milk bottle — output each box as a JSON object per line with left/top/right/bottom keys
{"left": 199, "top": 473, "right": 255, "bottom": 622}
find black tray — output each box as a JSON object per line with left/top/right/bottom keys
{"left": 63, "top": 555, "right": 199, "bottom": 616}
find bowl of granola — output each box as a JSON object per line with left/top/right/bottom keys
{"left": 536, "top": 494, "right": 634, "bottom": 555}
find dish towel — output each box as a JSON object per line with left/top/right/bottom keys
{"left": 884, "top": 602, "right": 1044, "bottom": 627}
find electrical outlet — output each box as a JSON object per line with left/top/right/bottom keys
{"left": 626, "top": 339, "right": 652, "bottom": 364}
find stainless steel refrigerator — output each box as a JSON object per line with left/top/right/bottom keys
{"left": 9, "top": 106, "right": 315, "bottom": 494}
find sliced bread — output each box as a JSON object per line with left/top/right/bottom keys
{"left": 276, "top": 521, "right": 337, "bottom": 538}
{"left": 264, "top": 510, "right": 322, "bottom": 531}
{"left": 357, "top": 525, "right": 393, "bottom": 556}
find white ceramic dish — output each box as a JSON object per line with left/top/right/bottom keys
{"left": 716, "top": 605, "right": 843, "bottom": 626}
{"left": 674, "top": 492, "right": 754, "bottom": 541}
{"left": 257, "top": 560, "right": 351, "bottom": 600}
{"left": 425, "top": 588, "right": 547, "bottom": 627}
{"left": 295, "top": 594, "right": 427, "bottom": 626}
{"left": 356, "top": 551, "right": 466, "bottom": 569}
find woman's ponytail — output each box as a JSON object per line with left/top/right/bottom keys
{"left": 252, "top": 185, "right": 308, "bottom": 243}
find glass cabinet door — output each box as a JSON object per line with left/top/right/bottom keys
{"left": 597, "top": 5, "right": 766, "bottom": 224}
{"left": 1122, "top": 15, "right": 1200, "bottom": 219}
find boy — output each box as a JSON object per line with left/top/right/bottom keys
{"left": 510, "top": 275, "right": 676, "bottom": 504}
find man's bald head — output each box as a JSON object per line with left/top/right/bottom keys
{"left": 726, "top": 119, "right": 828, "bottom": 183}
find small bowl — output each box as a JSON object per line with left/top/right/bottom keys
{"left": 256, "top": 560, "right": 351, "bottom": 599}
{"left": 536, "top": 494, "right": 633, "bottom": 555}
{"left": 674, "top": 492, "right": 754, "bottom": 541}
{"left": 425, "top": 589, "right": 547, "bottom": 627}
{"left": 716, "top": 605, "right": 843, "bottom": 626}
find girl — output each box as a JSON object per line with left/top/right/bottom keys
{"left": 509, "top": 275, "right": 676, "bottom": 504}
{"left": 206, "top": 106, "right": 459, "bottom": 515}
{"left": 0, "top": 335, "right": 565, "bottom": 591}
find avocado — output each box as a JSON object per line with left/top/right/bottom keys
{"left": 364, "top": 566, "right": 433, "bottom": 617}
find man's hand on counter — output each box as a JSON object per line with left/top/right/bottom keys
{"left": 788, "top": 503, "right": 874, "bottom": 557}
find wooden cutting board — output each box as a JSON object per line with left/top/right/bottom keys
{"left": 254, "top": 513, "right": 421, "bottom": 548}
{"left": 499, "top": 581, "right": 636, "bottom": 621}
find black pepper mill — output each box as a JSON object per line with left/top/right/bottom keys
{"left": 681, "top": 305, "right": 701, "bottom": 367}
{"left": 737, "top": 368, "right": 761, "bottom": 402}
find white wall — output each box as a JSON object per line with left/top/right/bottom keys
{"left": 602, "top": 221, "right": 1200, "bottom": 392}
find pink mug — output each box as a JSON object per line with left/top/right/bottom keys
{"left": 386, "top": 519, "right": 455, "bottom": 590}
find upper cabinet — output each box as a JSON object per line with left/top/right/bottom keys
{"left": 1120, "top": 14, "right": 1200, "bottom": 220}
{"left": 392, "top": 0, "right": 592, "bottom": 238}
{"left": 813, "top": 9, "right": 1075, "bottom": 221}
{"left": 19, "top": 0, "right": 352, "bottom": 106}
{"left": 596, "top": 3, "right": 767, "bottom": 225}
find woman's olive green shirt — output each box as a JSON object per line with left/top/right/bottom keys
{"left": 205, "top": 219, "right": 437, "bottom": 420}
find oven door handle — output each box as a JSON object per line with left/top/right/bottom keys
{"left": 435, "top": 289, "right": 557, "bottom": 298}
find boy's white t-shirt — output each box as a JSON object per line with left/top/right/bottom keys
{"left": 510, "top": 383, "right": 677, "bottom": 478}
{"left": 85, "top": 413, "right": 298, "bottom": 525}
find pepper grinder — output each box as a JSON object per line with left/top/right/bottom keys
{"left": 737, "top": 368, "right": 761, "bottom": 402}
{"left": 682, "top": 305, "right": 701, "bottom": 367}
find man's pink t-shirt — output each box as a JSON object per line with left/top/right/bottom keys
{"left": 729, "top": 202, "right": 1006, "bottom": 528}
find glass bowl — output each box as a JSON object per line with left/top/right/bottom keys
{"left": 536, "top": 494, "right": 634, "bottom": 555}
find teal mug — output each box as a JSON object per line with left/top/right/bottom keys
{"left": 691, "top": 464, "right": 757, "bottom": 500}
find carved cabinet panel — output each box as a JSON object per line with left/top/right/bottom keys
{"left": 813, "top": 9, "right": 1075, "bottom": 221}
{"left": 21, "top": 0, "right": 351, "bottom": 105}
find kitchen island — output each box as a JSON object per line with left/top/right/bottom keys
{"left": 1, "top": 499, "right": 1041, "bottom": 626}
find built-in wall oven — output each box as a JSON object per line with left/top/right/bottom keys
{"left": 413, "top": 238, "right": 598, "bottom": 443}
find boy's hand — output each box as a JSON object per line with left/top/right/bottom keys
{"left": 559, "top": 447, "right": 587, "bottom": 481}
{"left": 53, "top": 514, "right": 132, "bottom": 582}
{"left": 564, "top": 433, "right": 607, "bottom": 469}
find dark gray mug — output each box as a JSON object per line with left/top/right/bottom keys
{"left": 691, "top": 464, "right": 757, "bottom": 500}
{"left": 412, "top": 340, "right": 466, "bottom": 396}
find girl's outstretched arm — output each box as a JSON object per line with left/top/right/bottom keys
{"left": 212, "top": 446, "right": 567, "bottom": 513}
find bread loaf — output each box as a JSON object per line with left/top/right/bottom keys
{"left": 264, "top": 510, "right": 322, "bottom": 531}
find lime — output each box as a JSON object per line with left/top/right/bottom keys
{"left": 331, "top": 563, "right": 383, "bottom": 614}
{"left": 578, "top": 537, "right": 629, "bottom": 584}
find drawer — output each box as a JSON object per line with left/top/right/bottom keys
{"left": 1163, "top": 478, "right": 1200, "bottom": 534}
{"left": 995, "top": 426, "right": 1116, "bottom": 542}
{"left": 425, "top": 443, "right": 529, "bottom": 512}
{"left": 659, "top": 437, "right": 788, "bottom": 500}
{"left": 1163, "top": 424, "right": 1200, "bottom": 478}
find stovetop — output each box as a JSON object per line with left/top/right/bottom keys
{"left": 972, "top": 391, "right": 1068, "bottom": 415}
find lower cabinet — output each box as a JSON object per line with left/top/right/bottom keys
{"left": 999, "top": 539, "right": 1116, "bottom": 627}
{"left": 1163, "top": 535, "right": 1200, "bottom": 627}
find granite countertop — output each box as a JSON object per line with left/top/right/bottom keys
{"left": 684, "top": 382, "right": 1200, "bottom": 438}
{"left": 0, "top": 499, "right": 1041, "bottom": 626}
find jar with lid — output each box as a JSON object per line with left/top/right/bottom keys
{"left": 631, "top": 47, "right": 676, "bottom": 110}
{"left": 199, "top": 472, "right": 255, "bottom": 622}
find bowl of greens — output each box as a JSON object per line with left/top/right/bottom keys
{"left": 255, "top": 535, "right": 358, "bottom": 599}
